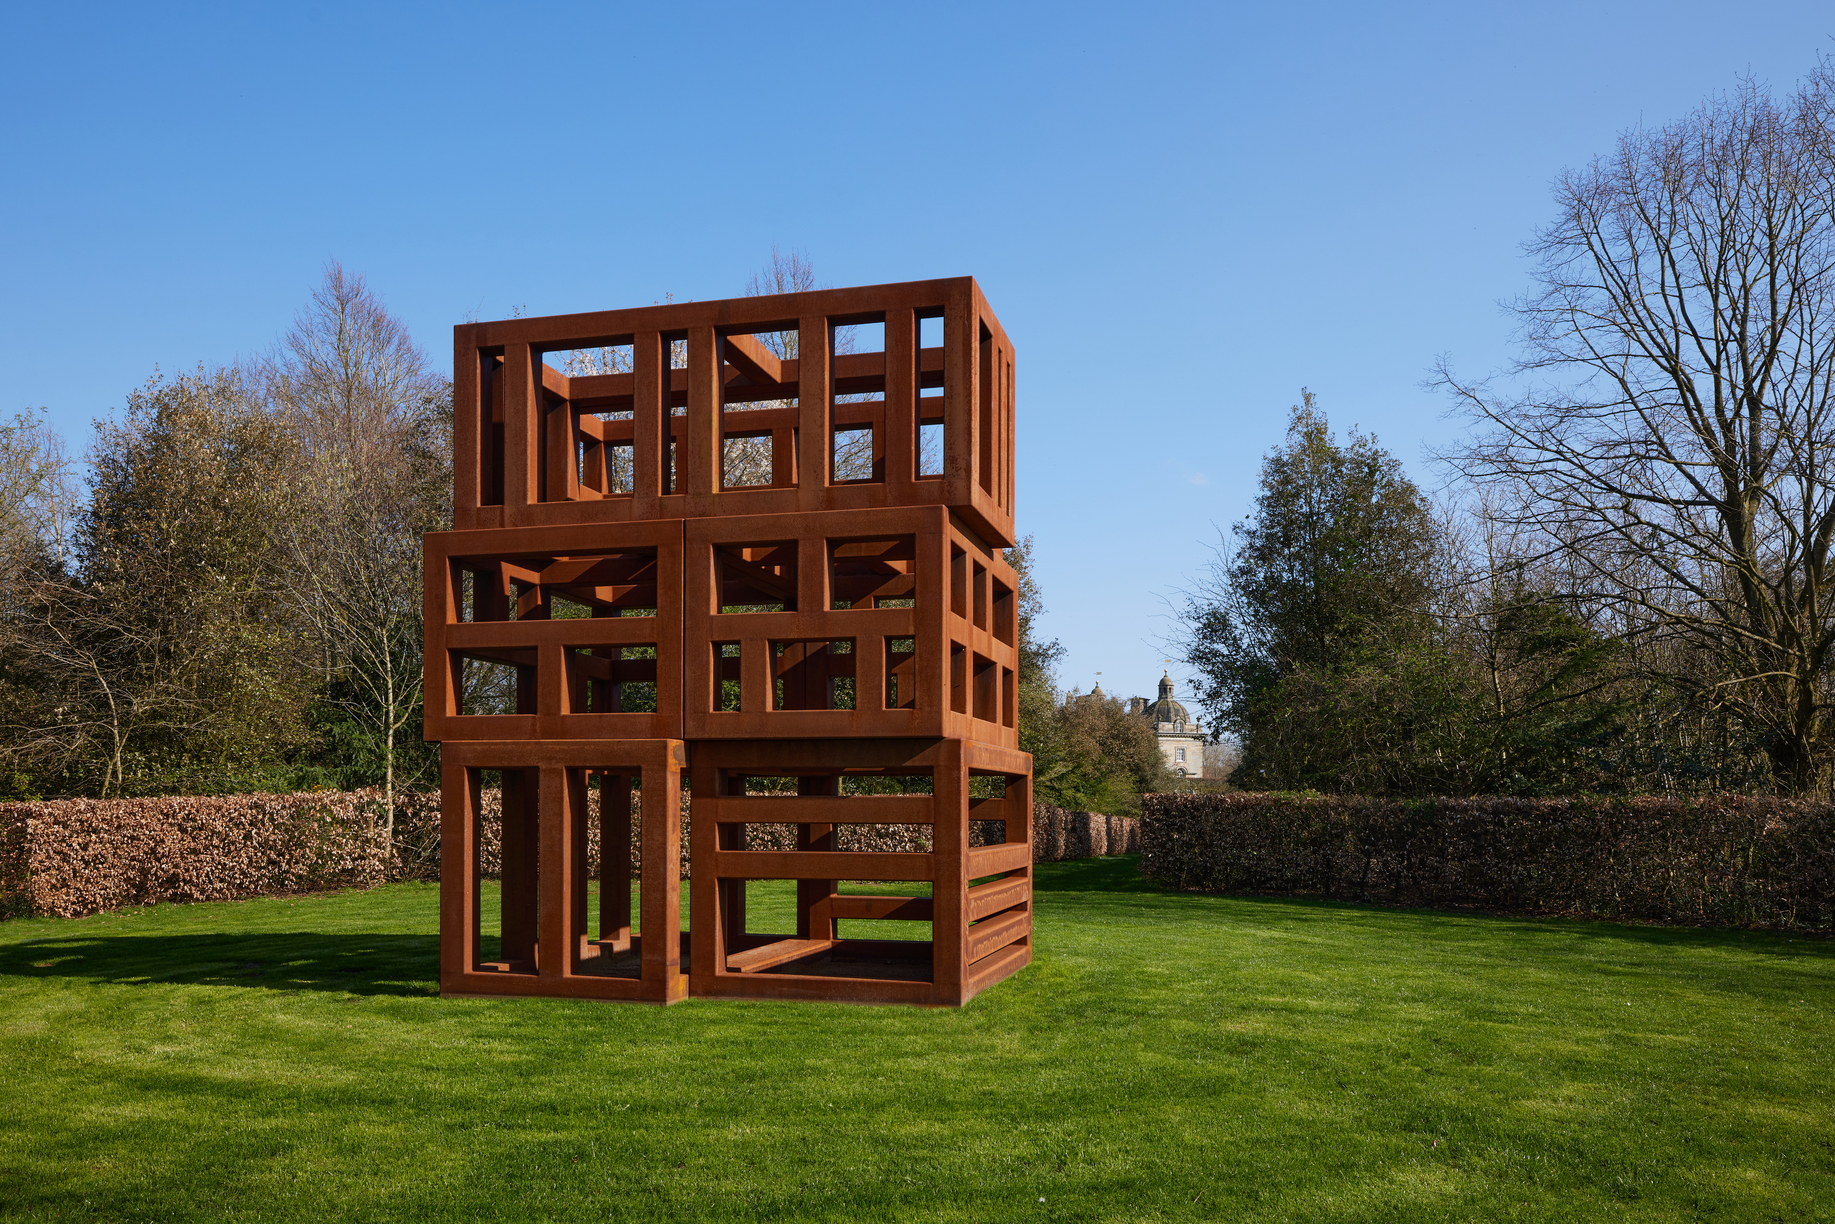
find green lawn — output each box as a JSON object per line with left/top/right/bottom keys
{"left": 1, "top": 859, "right": 1831, "bottom": 1223}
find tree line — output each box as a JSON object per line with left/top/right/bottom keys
{"left": 0, "top": 264, "right": 450, "bottom": 806}
{"left": 0, "top": 247, "right": 1170, "bottom": 813}
{"left": 6, "top": 66, "right": 1832, "bottom": 807}
{"left": 1178, "top": 68, "right": 1835, "bottom": 799}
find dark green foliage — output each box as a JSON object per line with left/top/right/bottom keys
{"left": 1473, "top": 595, "right": 1623, "bottom": 782}
{"left": 0, "top": 270, "right": 450, "bottom": 801}
{"left": 1008, "top": 537, "right": 1169, "bottom": 814}
{"left": 1142, "top": 791, "right": 1835, "bottom": 929}
{"left": 31, "top": 370, "right": 316, "bottom": 795}
{"left": 282, "top": 689, "right": 440, "bottom": 795}
{"left": 1182, "top": 394, "right": 1459, "bottom": 794}
{"left": 1007, "top": 534, "right": 1064, "bottom": 751}
{"left": 1182, "top": 395, "right": 1642, "bottom": 796}
{"left": 1206, "top": 392, "right": 1438, "bottom": 681}
{"left": 1035, "top": 688, "right": 1171, "bottom": 815}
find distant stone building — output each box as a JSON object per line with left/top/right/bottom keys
{"left": 1130, "top": 673, "right": 1206, "bottom": 777}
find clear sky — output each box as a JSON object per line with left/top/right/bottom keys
{"left": 4, "top": 2, "right": 1830, "bottom": 711}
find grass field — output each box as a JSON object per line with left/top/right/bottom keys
{"left": 1, "top": 858, "right": 1831, "bottom": 1223}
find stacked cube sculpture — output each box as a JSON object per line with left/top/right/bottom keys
{"left": 427, "top": 277, "right": 1031, "bottom": 1005}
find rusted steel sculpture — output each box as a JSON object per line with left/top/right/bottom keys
{"left": 426, "top": 277, "right": 1030, "bottom": 1005}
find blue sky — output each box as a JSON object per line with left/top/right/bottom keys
{"left": 4, "top": 2, "right": 1830, "bottom": 709}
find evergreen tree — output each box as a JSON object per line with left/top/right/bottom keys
{"left": 1184, "top": 394, "right": 1632, "bottom": 795}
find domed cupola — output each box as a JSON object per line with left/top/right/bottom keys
{"left": 1142, "top": 671, "right": 1192, "bottom": 730}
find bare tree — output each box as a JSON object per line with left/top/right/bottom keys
{"left": 266, "top": 263, "right": 450, "bottom": 817}
{"left": 745, "top": 243, "right": 818, "bottom": 306}
{"left": 0, "top": 409, "right": 73, "bottom": 585}
{"left": 1438, "top": 68, "right": 1835, "bottom": 794}
{"left": 1201, "top": 740, "right": 1239, "bottom": 782}
{"left": 562, "top": 248, "right": 900, "bottom": 488}
{"left": 724, "top": 247, "right": 821, "bottom": 487}
{"left": 271, "top": 261, "right": 437, "bottom": 472}
{"left": 734, "top": 246, "right": 888, "bottom": 484}
{"left": 1, "top": 579, "right": 199, "bottom": 796}
{"left": 0, "top": 411, "right": 80, "bottom": 791}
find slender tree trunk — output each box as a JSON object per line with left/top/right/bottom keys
{"left": 383, "top": 668, "right": 396, "bottom": 839}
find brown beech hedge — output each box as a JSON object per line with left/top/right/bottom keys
{"left": 1033, "top": 806, "right": 1140, "bottom": 861}
{"left": 0, "top": 791, "right": 411, "bottom": 920}
{"left": 1140, "top": 792, "right": 1835, "bottom": 929}
{"left": 1, "top": 792, "right": 1131, "bottom": 919}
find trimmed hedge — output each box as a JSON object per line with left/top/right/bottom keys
{"left": 1034, "top": 805, "right": 1139, "bottom": 860}
{"left": 1140, "top": 792, "right": 1835, "bottom": 930}
{"left": 2, "top": 791, "right": 1132, "bottom": 919}
{"left": 0, "top": 791, "right": 408, "bottom": 920}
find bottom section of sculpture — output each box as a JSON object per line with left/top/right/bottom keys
{"left": 438, "top": 738, "right": 1033, "bottom": 1007}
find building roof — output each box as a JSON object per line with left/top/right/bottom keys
{"left": 1142, "top": 672, "right": 1196, "bottom": 729}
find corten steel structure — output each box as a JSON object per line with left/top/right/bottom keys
{"left": 427, "top": 276, "right": 1030, "bottom": 1006}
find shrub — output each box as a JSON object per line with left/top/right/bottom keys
{"left": 2, "top": 792, "right": 1138, "bottom": 918}
{"left": 0, "top": 791, "right": 397, "bottom": 919}
{"left": 1140, "top": 792, "right": 1835, "bottom": 929}
{"left": 1033, "top": 804, "right": 1139, "bottom": 860}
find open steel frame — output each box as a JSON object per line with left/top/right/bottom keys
{"left": 440, "top": 737, "right": 689, "bottom": 1003}
{"left": 451, "top": 277, "right": 1015, "bottom": 548}
{"left": 429, "top": 277, "right": 1030, "bottom": 1006}
{"left": 690, "top": 737, "right": 1032, "bottom": 1006}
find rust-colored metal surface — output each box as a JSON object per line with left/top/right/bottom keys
{"left": 688, "top": 738, "right": 1031, "bottom": 1006}
{"left": 428, "top": 277, "right": 1030, "bottom": 1006}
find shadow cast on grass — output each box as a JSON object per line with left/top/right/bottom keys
{"left": 0, "top": 932, "right": 440, "bottom": 997}
{"left": 1031, "top": 855, "right": 1162, "bottom": 895}
{"left": 8, "top": 858, "right": 1822, "bottom": 1003}
{"left": 0, "top": 863, "right": 1153, "bottom": 1001}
